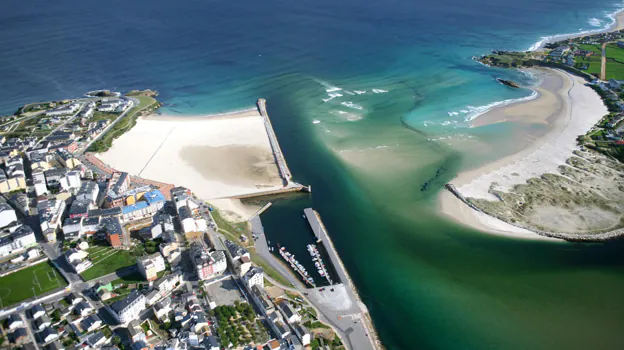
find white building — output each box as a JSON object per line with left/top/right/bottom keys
{"left": 33, "top": 172, "right": 48, "bottom": 197}
{"left": 277, "top": 300, "right": 301, "bottom": 324}
{"left": 46, "top": 103, "right": 80, "bottom": 116}
{"left": 0, "top": 225, "right": 36, "bottom": 258}
{"left": 0, "top": 203, "right": 17, "bottom": 228}
{"left": 243, "top": 266, "right": 264, "bottom": 289}
{"left": 64, "top": 248, "right": 92, "bottom": 273}
{"left": 62, "top": 217, "right": 83, "bottom": 241}
{"left": 137, "top": 253, "right": 166, "bottom": 281}
{"left": 154, "top": 273, "right": 181, "bottom": 297}
{"left": 108, "top": 290, "right": 146, "bottom": 325}
{"left": 76, "top": 181, "right": 99, "bottom": 204}
{"left": 60, "top": 171, "right": 81, "bottom": 192}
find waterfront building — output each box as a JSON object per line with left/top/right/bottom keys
{"left": 243, "top": 266, "right": 264, "bottom": 289}
{"left": 277, "top": 300, "right": 301, "bottom": 324}
{"left": 121, "top": 189, "right": 166, "bottom": 222}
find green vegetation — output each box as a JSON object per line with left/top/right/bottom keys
{"left": 209, "top": 206, "right": 251, "bottom": 240}
{"left": 110, "top": 271, "right": 145, "bottom": 286}
{"left": 305, "top": 320, "right": 330, "bottom": 329}
{"left": 576, "top": 44, "right": 603, "bottom": 76}
{"left": 0, "top": 261, "right": 67, "bottom": 307}
{"left": 89, "top": 95, "right": 160, "bottom": 153}
{"left": 214, "top": 303, "right": 267, "bottom": 347}
{"left": 80, "top": 246, "right": 139, "bottom": 281}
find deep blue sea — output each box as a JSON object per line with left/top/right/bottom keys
{"left": 3, "top": 0, "right": 624, "bottom": 349}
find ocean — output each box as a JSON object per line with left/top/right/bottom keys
{"left": 2, "top": 0, "right": 624, "bottom": 348}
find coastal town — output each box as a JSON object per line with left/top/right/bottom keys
{"left": 0, "top": 93, "right": 379, "bottom": 350}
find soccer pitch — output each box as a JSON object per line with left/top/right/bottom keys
{"left": 0, "top": 261, "right": 68, "bottom": 308}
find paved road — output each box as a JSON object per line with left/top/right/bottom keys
{"left": 75, "top": 97, "right": 139, "bottom": 155}
{"left": 250, "top": 216, "right": 301, "bottom": 288}
{"left": 20, "top": 312, "right": 40, "bottom": 350}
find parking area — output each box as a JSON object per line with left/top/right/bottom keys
{"left": 204, "top": 277, "right": 244, "bottom": 306}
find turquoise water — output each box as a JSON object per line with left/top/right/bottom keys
{"left": 3, "top": 0, "right": 624, "bottom": 348}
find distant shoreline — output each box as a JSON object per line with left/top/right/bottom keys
{"left": 529, "top": 9, "right": 624, "bottom": 51}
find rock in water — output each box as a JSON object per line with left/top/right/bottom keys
{"left": 496, "top": 78, "right": 520, "bottom": 88}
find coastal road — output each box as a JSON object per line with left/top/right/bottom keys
{"left": 75, "top": 97, "right": 139, "bottom": 155}
{"left": 601, "top": 42, "right": 607, "bottom": 80}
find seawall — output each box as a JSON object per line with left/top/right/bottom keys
{"left": 257, "top": 98, "right": 292, "bottom": 185}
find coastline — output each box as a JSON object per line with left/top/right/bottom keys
{"left": 530, "top": 9, "right": 624, "bottom": 51}
{"left": 438, "top": 67, "right": 607, "bottom": 240}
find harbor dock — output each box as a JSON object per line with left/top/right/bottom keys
{"left": 303, "top": 208, "right": 381, "bottom": 350}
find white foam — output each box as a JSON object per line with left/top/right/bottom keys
{"left": 328, "top": 93, "right": 343, "bottom": 98}
{"left": 344, "top": 90, "right": 355, "bottom": 96}
{"left": 322, "top": 97, "right": 334, "bottom": 103}
{"left": 527, "top": 8, "right": 623, "bottom": 51}
{"left": 354, "top": 90, "right": 366, "bottom": 94}
{"left": 326, "top": 87, "right": 342, "bottom": 93}
{"left": 372, "top": 89, "right": 388, "bottom": 93}
{"left": 448, "top": 111, "right": 459, "bottom": 116}
{"left": 312, "top": 120, "right": 321, "bottom": 124}
{"left": 341, "top": 101, "right": 363, "bottom": 110}
{"left": 337, "top": 111, "right": 349, "bottom": 115}
{"left": 588, "top": 17, "right": 602, "bottom": 27}
{"left": 449, "top": 90, "right": 538, "bottom": 122}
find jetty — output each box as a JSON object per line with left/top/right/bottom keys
{"left": 303, "top": 208, "right": 381, "bottom": 350}
{"left": 258, "top": 98, "right": 292, "bottom": 185}
{"left": 444, "top": 183, "right": 481, "bottom": 212}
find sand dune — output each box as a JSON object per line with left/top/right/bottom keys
{"left": 439, "top": 68, "right": 607, "bottom": 240}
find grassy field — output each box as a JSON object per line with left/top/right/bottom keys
{"left": 0, "top": 261, "right": 67, "bottom": 307}
{"left": 80, "top": 246, "right": 138, "bottom": 281}
{"left": 604, "top": 44, "right": 624, "bottom": 80}
{"left": 576, "top": 44, "right": 603, "bottom": 76}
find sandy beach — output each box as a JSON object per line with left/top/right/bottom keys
{"left": 439, "top": 68, "right": 607, "bottom": 240}
{"left": 96, "top": 107, "right": 283, "bottom": 220}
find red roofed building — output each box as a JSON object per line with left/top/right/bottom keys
{"left": 107, "top": 233, "right": 121, "bottom": 248}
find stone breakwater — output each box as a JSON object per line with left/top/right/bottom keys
{"left": 446, "top": 184, "right": 624, "bottom": 242}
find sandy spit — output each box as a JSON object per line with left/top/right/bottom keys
{"left": 438, "top": 68, "right": 607, "bottom": 241}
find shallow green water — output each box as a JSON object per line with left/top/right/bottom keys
{"left": 259, "top": 83, "right": 624, "bottom": 350}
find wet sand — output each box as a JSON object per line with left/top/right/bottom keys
{"left": 96, "top": 108, "right": 283, "bottom": 220}
{"left": 438, "top": 68, "right": 607, "bottom": 240}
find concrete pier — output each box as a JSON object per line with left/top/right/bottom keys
{"left": 257, "top": 98, "right": 292, "bottom": 185}
{"left": 303, "top": 208, "right": 381, "bottom": 350}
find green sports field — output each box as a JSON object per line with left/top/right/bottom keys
{"left": 0, "top": 261, "right": 67, "bottom": 307}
